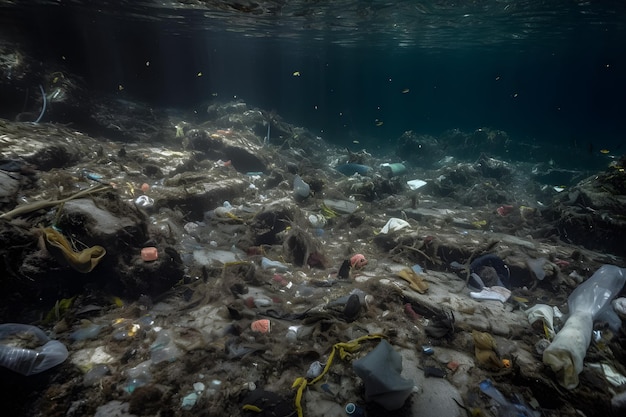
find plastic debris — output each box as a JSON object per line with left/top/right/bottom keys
{"left": 305, "top": 360, "right": 324, "bottom": 379}
{"left": 141, "top": 246, "right": 158, "bottom": 261}
{"left": 613, "top": 297, "right": 626, "bottom": 316}
{"left": 83, "top": 364, "right": 110, "bottom": 386}
{"left": 70, "top": 322, "right": 104, "bottom": 341}
{"left": 469, "top": 254, "right": 510, "bottom": 288}
{"left": 352, "top": 339, "right": 414, "bottom": 410}
{"left": 424, "top": 366, "right": 446, "bottom": 378}
{"left": 496, "top": 204, "right": 514, "bottom": 216}
{"left": 322, "top": 198, "right": 359, "bottom": 214}
{"left": 470, "top": 286, "right": 511, "bottom": 303}
{"left": 350, "top": 253, "right": 368, "bottom": 269}
{"left": 124, "top": 360, "right": 152, "bottom": 393}
{"left": 293, "top": 174, "right": 310, "bottom": 199}
{"left": 396, "top": 268, "right": 429, "bottom": 293}
{"left": 181, "top": 392, "right": 199, "bottom": 410}
{"left": 284, "top": 328, "right": 298, "bottom": 344}
{"left": 344, "top": 402, "right": 364, "bottom": 416}
{"left": 543, "top": 264, "right": 626, "bottom": 389}
{"left": 335, "top": 163, "right": 372, "bottom": 176}
{"left": 41, "top": 227, "right": 106, "bottom": 273}
{"left": 380, "top": 217, "right": 410, "bottom": 234}
{"left": 525, "top": 304, "right": 556, "bottom": 339}
{"left": 472, "top": 330, "right": 504, "bottom": 370}
{"left": 150, "top": 330, "right": 182, "bottom": 364}
{"left": 261, "top": 257, "right": 289, "bottom": 272}
{"left": 526, "top": 257, "right": 548, "bottom": 280}
{"left": 250, "top": 319, "right": 271, "bottom": 333}
{"left": 406, "top": 179, "right": 427, "bottom": 190}
{"left": 380, "top": 162, "right": 406, "bottom": 177}
{"left": 134, "top": 194, "right": 154, "bottom": 208}
{"left": 337, "top": 259, "right": 351, "bottom": 279}
{"left": 292, "top": 334, "right": 385, "bottom": 417}
{"left": 308, "top": 213, "right": 326, "bottom": 228}
{"left": 588, "top": 363, "right": 626, "bottom": 386}
{"left": 0, "top": 323, "right": 69, "bottom": 375}
{"left": 479, "top": 379, "right": 539, "bottom": 417}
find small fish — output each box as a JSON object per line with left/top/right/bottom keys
{"left": 292, "top": 71, "right": 301, "bottom": 76}
{"left": 402, "top": 88, "right": 410, "bottom": 93}
{"left": 197, "top": 72, "right": 202, "bottom": 77}
{"left": 375, "top": 119, "right": 384, "bottom": 127}
{"left": 600, "top": 149, "right": 610, "bottom": 154}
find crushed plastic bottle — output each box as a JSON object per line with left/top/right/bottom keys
{"left": 543, "top": 264, "right": 626, "bottom": 389}
{"left": 0, "top": 323, "right": 69, "bottom": 376}
{"left": 293, "top": 175, "right": 310, "bottom": 199}
{"left": 150, "top": 330, "right": 182, "bottom": 364}
{"left": 124, "top": 360, "right": 152, "bottom": 393}
{"left": 261, "top": 257, "right": 289, "bottom": 272}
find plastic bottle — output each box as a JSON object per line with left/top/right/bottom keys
{"left": 293, "top": 175, "right": 310, "bottom": 199}
{"left": 543, "top": 265, "right": 626, "bottom": 389}
{"left": 0, "top": 323, "right": 69, "bottom": 376}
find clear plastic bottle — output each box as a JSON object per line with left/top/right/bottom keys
{"left": 0, "top": 323, "right": 69, "bottom": 376}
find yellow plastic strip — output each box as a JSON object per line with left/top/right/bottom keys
{"left": 292, "top": 334, "right": 385, "bottom": 417}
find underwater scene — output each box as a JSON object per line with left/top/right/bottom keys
{"left": 1, "top": 1, "right": 626, "bottom": 416}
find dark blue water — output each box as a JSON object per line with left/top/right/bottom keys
{"left": 3, "top": 1, "right": 626, "bottom": 152}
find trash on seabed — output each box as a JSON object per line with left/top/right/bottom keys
{"left": 352, "top": 339, "right": 414, "bottom": 410}
{"left": 543, "top": 264, "right": 626, "bottom": 389}
{"left": 0, "top": 323, "right": 69, "bottom": 376}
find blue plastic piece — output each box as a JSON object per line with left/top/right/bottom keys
{"left": 345, "top": 402, "right": 364, "bottom": 416}
{"left": 261, "top": 257, "right": 289, "bottom": 272}
{"left": 479, "top": 379, "right": 539, "bottom": 417}
{"left": 335, "top": 164, "right": 372, "bottom": 176}
{"left": 411, "top": 264, "right": 424, "bottom": 274}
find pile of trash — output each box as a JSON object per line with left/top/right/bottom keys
{"left": 1, "top": 89, "right": 626, "bottom": 417}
